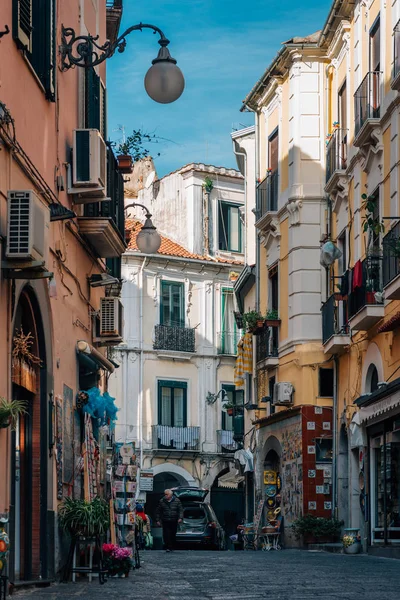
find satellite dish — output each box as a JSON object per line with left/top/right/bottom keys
{"left": 145, "top": 171, "right": 156, "bottom": 189}
{"left": 320, "top": 241, "right": 342, "bottom": 268}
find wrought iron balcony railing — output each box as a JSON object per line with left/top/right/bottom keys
{"left": 348, "top": 256, "right": 383, "bottom": 319}
{"left": 217, "top": 430, "right": 238, "bottom": 453}
{"left": 321, "top": 293, "right": 349, "bottom": 345}
{"left": 154, "top": 324, "right": 195, "bottom": 352}
{"left": 256, "top": 171, "right": 278, "bottom": 218}
{"left": 152, "top": 425, "right": 200, "bottom": 450}
{"left": 256, "top": 325, "right": 279, "bottom": 363}
{"left": 354, "top": 71, "right": 381, "bottom": 136}
{"left": 383, "top": 222, "right": 400, "bottom": 287}
{"left": 326, "top": 128, "right": 348, "bottom": 183}
{"left": 217, "top": 332, "right": 240, "bottom": 355}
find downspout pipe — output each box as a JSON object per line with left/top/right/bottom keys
{"left": 139, "top": 256, "right": 147, "bottom": 476}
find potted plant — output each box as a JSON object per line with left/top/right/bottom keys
{"left": 342, "top": 529, "right": 361, "bottom": 554}
{"left": 291, "top": 514, "right": 342, "bottom": 545}
{"left": 242, "top": 310, "right": 263, "bottom": 333}
{"left": 0, "top": 398, "right": 27, "bottom": 429}
{"left": 58, "top": 497, "right": 109, "bottom": 538}
{"left": 102, "top": 544, "right": 132, "bottom": 577}
{"left": 115, "top": 129, "right": 162, "bottom": 174}
{"left": 265, "top": 309, "right": 280, "bottom": 326}
{"left": 223, "top": 400, "right": 235, "bottom": 416}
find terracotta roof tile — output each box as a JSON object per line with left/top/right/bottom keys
{"left": 125, "top": 219, "right": 242, "bottom": 265}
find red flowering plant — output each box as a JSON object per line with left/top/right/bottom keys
{"left": 102, "top": 543, "right": 132, "bottom": 576}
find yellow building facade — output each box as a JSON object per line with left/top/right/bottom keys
{"left": 236, "top": 0, "right": 400, "bottom": 553}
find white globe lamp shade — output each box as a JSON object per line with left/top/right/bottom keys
{"left": 136, "top": 217, "right": 162, "bottom": 254}
{"left": 144, "top": 45, "right": 185, "bottom": 104}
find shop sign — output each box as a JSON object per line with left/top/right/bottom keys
{"left": 139, "top": 469, "right": 154, "bottom": 491}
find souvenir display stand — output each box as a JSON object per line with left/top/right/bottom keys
{"left": 111, "top": 442, "right": 138, "bottom": 547}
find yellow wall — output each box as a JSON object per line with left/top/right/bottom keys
{"left": 259, "top": 245, "right": 268, "bottom": 314}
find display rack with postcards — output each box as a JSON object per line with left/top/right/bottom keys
{"left": 111, "top": 442, "right": 138, "bottom": 545}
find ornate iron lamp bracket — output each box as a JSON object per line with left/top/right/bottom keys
{"left": 0, "top": 25, "right": 10, "bottom": 39}
{"left": 60, "top": 22, "right": 171, "bottom": 71}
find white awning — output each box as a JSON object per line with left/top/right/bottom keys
{"left": 218, "top": 471, "right": 245, "bottom": 489}
{"left": 357, "top": 391, "right": 400, "bottom": 424}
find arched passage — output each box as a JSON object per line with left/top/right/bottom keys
{"left": 144, "top": 464, "right": 195, "bottom": 527}
{"left": 210, "top": 468, "right": 244, "bottom": 547}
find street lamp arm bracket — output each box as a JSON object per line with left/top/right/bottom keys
{"left": 60, "top": 22, "right": 172, "bottom": 71}
{"left": 124, "top": 203, "right": 152, "bottom": 219}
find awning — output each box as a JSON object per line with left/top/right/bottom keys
{"left": 218, "top": 471, "right": 245, "bottom": 489}
{"left": 76, "top": 341, "right": 115, "bottom": 373}
{"left": 356, "top": 391, "right": 400, "bottom": 424}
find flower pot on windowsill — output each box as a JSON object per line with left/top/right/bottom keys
{"left": 265, "top": 319, "right": 281, "bottom": 327}
{"left": 226, "top": 408, "right": 234, "bottom": 416}
{"left": 117, "top": 154, "right": 133, "bottom": 174}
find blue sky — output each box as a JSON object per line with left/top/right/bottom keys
{"left": 108, "top": 0, "right": 332, "bottom": 177}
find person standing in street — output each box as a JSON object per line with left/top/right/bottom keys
{"left": 155, "top": 489, "right": 183, "bottom": 552}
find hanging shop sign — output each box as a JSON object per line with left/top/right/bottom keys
{"left": 139, "top": 470, "right": 154, "bottom": 491}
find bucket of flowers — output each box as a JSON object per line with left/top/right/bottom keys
{"left": 342, "top": 530, "right": 361, "bottom": 554}
{"left": 102, "top": 544, "right": 133, "bottom": 577}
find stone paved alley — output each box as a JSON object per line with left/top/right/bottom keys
{"left": 20, "top": 550, "right": 400, "bottom": 600}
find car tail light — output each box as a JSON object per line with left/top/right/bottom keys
{"left": 209, "top": 521, "right": 217, "bottom": 529}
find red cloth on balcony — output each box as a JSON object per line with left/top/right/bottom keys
{"left": 352, "top": 260, "right": 363, "bottom": 290}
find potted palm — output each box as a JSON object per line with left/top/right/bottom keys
{"left": 0, "top": 398, "right": 27, "bottom": 429}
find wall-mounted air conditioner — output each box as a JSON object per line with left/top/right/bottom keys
{"left": 273, "top": 382, "right": 294, "bottom": 406}
{"left": 96, "top": 297, "right": 124, "bottom": 344}
{"left": 72, "top": 129, "right": 107, "bottom": 197}
{"left": 6, "top": 190, "right": 49, "bottom": 263}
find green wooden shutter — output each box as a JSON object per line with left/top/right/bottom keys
{"left": 85, "top": 67, "right": 101, "bottom": 130}
{"left": 13, "top": 0, "right": 33, "bottom": 52}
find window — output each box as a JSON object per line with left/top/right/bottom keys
{"left": 158, "top": 380, "right": 187, "bottom": 427}
{"left": 338, "top": 81, "right": 348, "bottom": 169}
{"left": 269, "top": 265, "right": 279, "bottom": 311}
{"left": 160, "top": 281, "right": 184, "bottom": 327}
{"left": 337, "top": 230, "right": 347, "bottom": 276}
{"left": 13, "top": 0, "right": 56, "bottom": 101}
{"left": 370, "top": 16, "right": 381, "bottom": 72}
{"left": 367, "top": 364, "right": 379, "bottom": 393}
{"left": 316, "top": 438, "right": 333, "bottom": 463}
{"left": 85, "top": 68, "right": 107, "bottom": 140}
{"left": 218, "top": 202, "right": 243, "bottom": 253}
{"left": 338, "top": 82, "right": 347, "bottom": 134}
{"left": 221, "top": 288, "right": 239, "bottom": 354}
{"left": 319, "top": 368, "right": 334, "bottom": 397}
{"left": 268, "top": 129, "right": 279, "bottom": 172}
{"left": 221, "top": 384, "right": 244, "bottom": 430}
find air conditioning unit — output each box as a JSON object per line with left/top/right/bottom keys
{"left": 99, "top": 297, "right": 124, "bottom": 341}
{"left": 72, "top": 129, "right": 106, "bottom": 193}
{"left": 273, "top": 382, "right": 294, "bottom": 406}
{"left": 6, "top": 190, "right": 49, "bottom": 262}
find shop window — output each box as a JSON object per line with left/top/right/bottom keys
{"left": 218, "top": 202, "right": 243, "bottom": 253}
{"left": 319, "top": 367, "right": 334, "bottom": 397}
{"left": 316, "top": 438, "right": 333, "bottom": 463}
{"left": 158, "top": 380, "right": 187, "bottom": 427}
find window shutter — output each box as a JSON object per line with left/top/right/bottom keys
{"left": 100, "top": 82, "right": 107, "bottom": 141}
{"left": 85, "top": 67, "right": 101, "bottom": 130}
{"left": 13, "top": 0, "right": 33, "bottom": 52}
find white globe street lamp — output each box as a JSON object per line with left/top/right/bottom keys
{"left": 125, "top": 203, "right": 162, "bottom": 255}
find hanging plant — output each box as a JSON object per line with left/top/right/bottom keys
{"left": 0, "top": 398, "right": 27, "bottom": 429}
{"left": 202, "top": 176, "right": 214, "bottom": 193}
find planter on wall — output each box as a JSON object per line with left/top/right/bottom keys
{"left": 265, "top": 319, "right": 281, "bottom": 327}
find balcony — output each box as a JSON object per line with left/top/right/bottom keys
{"left": 383, "top": 222, "right": 400, "bottom": 299}
{"left": 256, "top": 326, "right": 279, "bottom": 369}
{"left": 348, "top": 257, "right": 384, "bottom": 331}
{"left": 392, "top": 21, "right": 400, "bottom": 91}
{"left": 256, "top": 171, "right": 278, "bottom": 219}
{"left": 354, "top": 71, "right": 381, "bottom": 148}
{"left": 321, "top": 294, "right": 350, "bottom": 355}
{"left": 152, "top": 425, "right": 200, "bottom": 452}
{"left": 325, "top": 128, "right": 349, "bottom": 200}
{"left": 154, "top": 324, "right": 195, "bottom": 353}
{"left": 106, "top": 0, "right": 123, "bottom": 45}
{"left": 78, "top": 147, "right": 126, "bottom": 258}
{"left": 217, "top": 332, "right": 239, "bottom": 355}
{"left": 217, "top": 430, "right": 238, "bottom": 453}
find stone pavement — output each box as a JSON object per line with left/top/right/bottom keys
{"left": 18, "top": 549, "right": 400, "bottom": 599}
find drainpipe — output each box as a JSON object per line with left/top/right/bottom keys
{"left": 139, "top": 256, "right": 147, "bottom": 474}
{"left": 232, "top": 139, "right": 247, "bottom": 263}
{"left": 332, "top": 355, "right": 339, "bottom": 519}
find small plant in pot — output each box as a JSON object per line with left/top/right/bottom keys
{"left": 115, "top": 129, "right": 162, "bottom": 174}
{"left": 0, "top": 398, "right": 27, "bottom": 429}
{"left": 58, "top": 497, "right": 109, "bottom": 539}
{"left": 242, "top": 310, "right": 263, "bottom": 333}
{"left": 223, "top": 400, "right": 235, "bottom": 416}
{"left": 265, "top": 309, "right": 280, "bottom": 326}
{"left": 342, "top": 531, "right": 361, "bottom": 554}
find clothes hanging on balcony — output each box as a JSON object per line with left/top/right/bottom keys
{"left": 234, "top": 333, "right": 253, "bottom": 387}
{"left": 219, "top": 430, "right": 235, "bottom": 449}
{"left": 353, "top": 260, "right": 363, "bottom": 290}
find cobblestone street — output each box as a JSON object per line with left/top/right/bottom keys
{"left": 19, "top": 550, "right": 400, "bottom": 599}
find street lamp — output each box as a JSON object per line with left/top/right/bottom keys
{"left": 60, "top": 23, "right": 185, "bottom": 104}
{"left": 125, "top": 203, "right": 161, "bottom": 254}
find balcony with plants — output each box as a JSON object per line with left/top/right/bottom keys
{"left": 321, "top": 293, "right": 350, "bottom": 355}
{"left": 353, "top": 71, "right": 381, "bottom": 148}
{"left": 153, "top": 324, "right": 196, "bottom": 353}
{"left": 325, "top": 125, "right": 348, "bottom": 197}
{"left": 382, "top": 221, "right": 400, "bottom": 300}
{"left": 79, "top": 146, "right": 126, "bottom": 258}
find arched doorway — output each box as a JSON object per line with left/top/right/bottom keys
{"left": 9, "top": 285, "right": 50, "bottom": 582}
{"left": 210, "top": 469, "right": 244, "bottom": 546}
{"left": 145, "top": 471, "right": 190, "bottom": 524}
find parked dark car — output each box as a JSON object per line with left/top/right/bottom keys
{"left": 171, "top": 487, "right": 225, "bottom": 550}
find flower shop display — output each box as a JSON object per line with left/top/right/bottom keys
{"left": 102, "top": 544, "right": 132, "bottom": 577}
{"left": 342, "top": 528, "right": 361, "bottom": 554}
